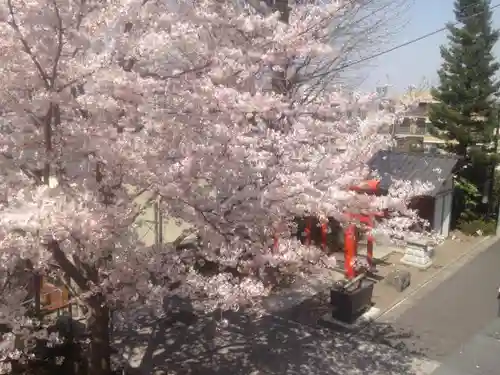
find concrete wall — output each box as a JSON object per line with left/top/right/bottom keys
{"left": 49, "top": 178, "right": 191, "bottom": 247}
{"left": 433, "top": 191, "right": 453, "bottom": 238}
{"left": 132, "top": 189, "right": 191, "bottom": 247}
{"left": 433, "top": 195, "right": 443, "bottom": 235}
{"left": 442, "top": 192, "right": 452, "bottom": 238}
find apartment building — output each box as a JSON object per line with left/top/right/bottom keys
{"left": 393, "top": 90, "right": 446, "bottom": 154}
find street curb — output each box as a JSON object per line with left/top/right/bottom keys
{"left": 376, "top": 235, "right": 499, "bottom": 322}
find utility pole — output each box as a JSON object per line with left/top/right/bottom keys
{"left": 154, "top": 198, "right": 163, "bottom": 247}
{"left": 489, "top": 106, "right": 500, "bottom": 220}
{"left": 492, "top": 107, "right": 500, "bottom": 235}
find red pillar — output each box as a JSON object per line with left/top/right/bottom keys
{"left": 344, "top": 224, "right": 357, "bottom": 279}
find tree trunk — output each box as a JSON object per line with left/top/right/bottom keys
{"left": 88, "top": 295, "right": 112, "bottom": 375}
{"left": 271, "top": 0, "right": 290, "bottom": 96}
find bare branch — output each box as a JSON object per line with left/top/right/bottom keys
{"left": 1, "top": 152, "right": 43, "bottom": 184}
{"left": 47, "top": 240, "right": 89, "bottom": 292}
{"left": 49, "top": 0, "right": 64, "bottom": 89}
{"left": 6, "top": 0, "right": 50, "bottom": 88}
{"left": 135, "top": 61, "right": 212, "bottom": 81}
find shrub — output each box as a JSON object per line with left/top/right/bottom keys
{"left": 458, "top": 218, "right": 496, "bottom": 236}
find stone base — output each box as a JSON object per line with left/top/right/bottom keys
{"left": 319, "top": 306, "right": 381, "bottom": 331}
{"left": 385, "top": 269, "right": 411, "bottom": 292}
{"left": 400, "top": 254, "right": 433, "bottom": 269}
{"left": 399, "top": 245, "right": 434, "bottom": 269}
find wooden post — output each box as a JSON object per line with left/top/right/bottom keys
{"left": 367, "top": 234, "right": 374, "bottom": 270}
{"left": 273, "top": 221, "right": 282, "bottom": 250}
{"left": 154, "top": 200, "right": 163, "bottom": 247}
{"left": 321, "top": 222, "right": 328, "bottom": 250}
{"left": 157, "top": 201, "right": 163, "bottom": 246}
{"left": 34, "top": 273, "right": 41, "bottom": 317}
{"left": 305, "top": 217, "right": 311, "bottom": 246}
{"left": 344, "top": 224, "right": 357, "bottom": 279}
{"left": 496, "top": 202, "right": 500, "bottom": 236}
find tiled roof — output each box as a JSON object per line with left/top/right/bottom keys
{"left": 368, "top": 150, "right": 458, "bottom": 196}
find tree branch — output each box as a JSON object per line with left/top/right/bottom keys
{"left": 136, "top": 61, "right": 212, "bottom": 81}
{"left": 47, "top": 240, "right": 89, "bottom": 292}
{"left": 49, "top": 0, "right": 64, "bottom": 89}
{"left": 1, "top": 151, "right": 43, "bottom": 184}
{"left": 7, "top": 0, "right": 50, "bottom": 88}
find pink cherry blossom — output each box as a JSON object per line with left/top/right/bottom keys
{"left": 0, "top": 0, "right": 423, "bottom": 373}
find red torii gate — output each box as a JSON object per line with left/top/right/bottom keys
{"left": 301, "top": 179, "right": 385, "bottom": 279}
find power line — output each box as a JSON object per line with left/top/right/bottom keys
{"left": 333, "top": 2, "right": 500, "bottom": 72}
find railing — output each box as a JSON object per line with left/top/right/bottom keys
{"left": 22, "top": 280, "right": 88, "bottom": 321}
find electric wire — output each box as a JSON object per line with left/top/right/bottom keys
{"left": 332, "top": 2, "right": 500, "bottom": 72}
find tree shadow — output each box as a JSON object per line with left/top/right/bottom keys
{"left": 113, "top": 295, "right": 434, "bottom": 375}
{"left": 359, "top": 321, "right": 426, "bottom": 357}
{"left": 271, "top": 290, "right": 426, "bottom": 356}
{"left": 269, "top": 289, "right": 430, "bottom": 363}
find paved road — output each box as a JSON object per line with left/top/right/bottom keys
{"left": 117, "top": 239, "right": 500, "bottom": 374}
{"left": 432, "top": 318, "right": 500, "bottom": 375}
{"left": 118, "top": 309, "right": 440, "bottom": 375}
{"left": 380, "top": 238, "right": 500, "bottom": 361}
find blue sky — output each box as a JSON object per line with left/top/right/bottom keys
{"left": 362, "top": 0, "right": 500, "bottom": 92}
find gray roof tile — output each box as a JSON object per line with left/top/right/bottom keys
{"left": 368, "top": 150, "right": 458, "bottom": 196}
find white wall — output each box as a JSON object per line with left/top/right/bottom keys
{"left": 442, "top": 192, "right": 452, "bottom": 238}
{"left": 433, "top": 195, "right": 444, "bottom": 235}
{"left": 132, "top": 189, "right": 191, "bottom": 247}
{"left": 433, "top": 192, "right": 453, "bottom": 238}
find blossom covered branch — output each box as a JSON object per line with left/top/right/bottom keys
{"left": 0, "top": 0, "right": 427, "bottom": 370}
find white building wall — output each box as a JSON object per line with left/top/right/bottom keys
{"left": 441, "top": 192, "right": 452, "bottom": 238}
{"left": 433, "top": 192, "right": 453, "bottom": 238}
{"left": 133, "top": 190, "right": 191, "bottom": 247}
{"left": 433, "top": 195, "right": 444, "bottom": 235}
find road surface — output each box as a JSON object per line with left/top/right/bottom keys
{"left": 116, "top": 238, "right": 500, "bottom": 374}
{"left": 117, "top": 309, "right": 440, "bottom": 375}
{"left": 431, "top": 317, "right": 500, "bottom": 375}
{"left": 377, "top": 237, "right": 500, "bottom": 361}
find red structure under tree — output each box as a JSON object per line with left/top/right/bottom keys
{"left": 299, "top": 179, "right": 386, "bottom": 279}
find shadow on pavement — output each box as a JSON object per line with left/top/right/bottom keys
{"left": 113, "top": 294, "right": 432, "bottom": 375}
{"left": 271, "top": 290, "right": 427, "bottom": 357}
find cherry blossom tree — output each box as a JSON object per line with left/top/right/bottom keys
{"left": 0, "top": 0, "right": 428, "bottom": 374}
{"left": 247, "top": 0, "right": 413, "bottom": 95}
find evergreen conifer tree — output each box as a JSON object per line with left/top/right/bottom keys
{"left": 429, "top": 0, "right": 500, "bottom": 220}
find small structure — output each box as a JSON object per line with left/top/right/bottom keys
{"left": 385, "top": 269, "right": 411, "bottom": 292}
{"left": 297, "top": 180, "right": 383, "bottom": 325}
{"left": 330, "top": 277, "right": 375, "bottom": 324}
{"left": 296, "top": 150, "right": 457, "bottom": 273}
{"left": 368, "top": 150, "right": 458, "bottom": 238}
{"left": 343, "top": 179, "right": 386, "bottom": 277}
{"left": 298, "top": 180, "right": 384, "bottom": 279}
